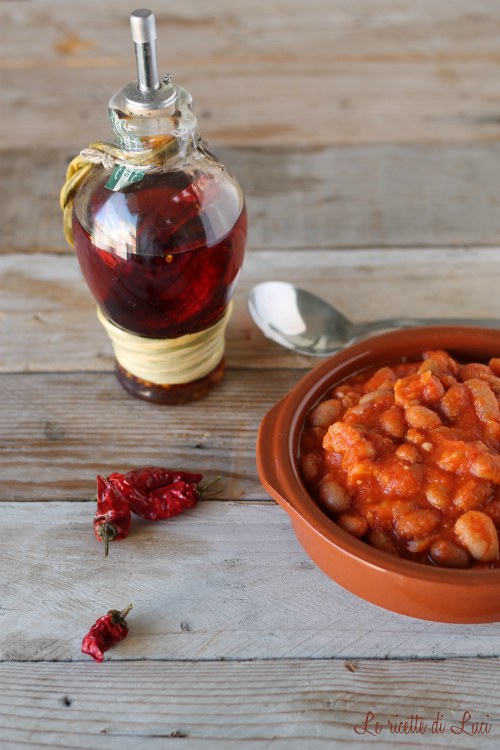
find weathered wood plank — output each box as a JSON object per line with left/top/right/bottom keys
{"left": 4, "top": 62, "right": 500, "bottom": 150}
{"left": 3, "top": 1, "right": 500, "bottom": 148}
{"left": 7, "top": 0, "right": 500, "bottom": 63}
{"left": 0, "top": 659, "right": 499, "bottom": 748}
{"left": 4, "top": 502, "right": 500, "bottom": 661}
{"left": 7, "top": 145, "right": 500, "bottom": 253}
{"left": 3, "top": 248, "right": 500, "bottom": 374}
{"left": 0, "top": 370, "right": 302, "bottom": 501}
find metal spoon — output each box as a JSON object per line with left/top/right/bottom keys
{"left": 248, "top": 281, "right": 500, "bottom": 357}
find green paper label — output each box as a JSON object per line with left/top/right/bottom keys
{"left": 109, "top": 110, "right": 143, "bottom": 151}
{"left": 105, "top": 165, "right": 146, "bottom": 191}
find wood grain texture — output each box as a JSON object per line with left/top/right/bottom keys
{"left": 5, "top": 62, "right": 500, "bottom": 150}
{"left": 3, "top": 502, "right": 500, "bottom": 662}
{"left": 7, "top": 0, "right": 500, "bottom": 63}
{"left": 7, "top": 145, "right": 500, "bottom": 253}
{"left": 1, "top": 659, "right": 499, "bottom": 748}
{"left": 3, "top": 248, "right": 500, "bottom": 374}
{"left": 3, "top": 1, "right": 500, "bottom": 148}
{"left": 0, "top": 370, "right": 302, "bottom": 501}
{"left": 4, "top": 1, "right": 500, "bottom": 739}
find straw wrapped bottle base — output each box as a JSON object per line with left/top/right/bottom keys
{"left": 98, "top": 301, "right": 232, "bottom": 404}
{"left": 115, "top": 357, "right": 226, "bottom": 404}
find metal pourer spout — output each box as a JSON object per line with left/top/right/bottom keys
{"left": 130, "top": 9, "right": 160, "bottom": 93}
{"left": 119, "top": 8, "right": 176, "bottom": 112}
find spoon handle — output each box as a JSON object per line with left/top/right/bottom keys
{"left": 359, "top": 317, "right": 500, "bottom": 335}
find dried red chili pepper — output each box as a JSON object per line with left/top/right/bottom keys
{"left": 81, "top": 603, "right": 134, "bottom": 663}
{"left": 131, "top": 479, "right": 200, "bottom": 520}
{"left": 93, "top": 475, "right": 131, "bottom": 557}
{"left": 105, "top": 467, "right": 221, "bottom": 521}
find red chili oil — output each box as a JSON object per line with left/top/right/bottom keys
{"left": 72, "top": 164, "right": 246, "bottom": 403}
{"left": 73, "top": 171, "right": 247, "bottom": 339}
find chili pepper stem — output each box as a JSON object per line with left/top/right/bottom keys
{"left": 107, "top": 603, "right": 135, "bottom": 628}
{"left": 96, "top": 521, "right": 118, "bottom": 556}
{"left": 104, "top": 526, "right": 109, "bottom": 558}
{"left": 120, "top": 603, "right": 134, "bottom": 619}
{"left": 197, "top": 475, "right": 222, "bottom": 495}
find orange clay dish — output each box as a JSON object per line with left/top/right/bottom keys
{"left": 298, "top": 349, "right": 500, "bottom": 570}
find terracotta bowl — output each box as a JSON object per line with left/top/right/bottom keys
{"left": 257, "top": 326, "right": 500, "bottom": 623}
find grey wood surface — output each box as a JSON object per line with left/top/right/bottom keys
{"left": 3, "top": 502, "right": 500, "bottom": 662}
{"left": 3, "top": 0, "right": 500, "bottom": 150}
{"left": 5, "top": 0, "right": 500, "bottom": 254}
{"left": 7, "top": 145, "right": 500, "bottom": 253}
{"left": 2, "top": 1, "right": 500, "bottom": 747}
{"left": 0, "top": 371, "right": 301, "bottom": 501}
{"left": 2, "top": 659, "right": 500, "bottom": 748}
{"left": 4, "top": 248, "right": 500, "bottom": 374}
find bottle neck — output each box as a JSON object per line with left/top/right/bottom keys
{"left": 107, "top": 84, "right": 201, "bottom": 170}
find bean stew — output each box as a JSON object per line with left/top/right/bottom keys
{"left": 298, "top": 350, "right": 500, "bottom": 569}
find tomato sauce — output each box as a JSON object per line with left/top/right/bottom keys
{"left": 298, "top": 350, "right": 500, "bottom": 569}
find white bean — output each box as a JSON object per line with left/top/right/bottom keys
{"left": 425, "top": 484, "right": 450, "bottom": 509}
{"left": 298, "top": 453, "right": 322, "bottom": 487}
{"left": 464, "top": 379, "right": 500, "bottom": 422}
{"left": 473, "top": 454, "right": 500, "bottom": 484}
{"left": 307, "top": 399, "right": 342, "bottom": 428}
{"left": 429, "top": 540, "right": 470, "bottom": 568}
{"left": 405, "top": 405, "right": 442, "bottom": 430}
{"left": 378, "top": 406, "right": 407, "bottom": 439}
{"left": 454, "top": 511, "right": 499, "bottom": 562}
{"left": 368, "top": 530, "right": 400, "bottom": 556}
{"left": 318, "top": 476, "right": 351, "bottom": 514}
{"left": 395, "top": 444, "right": 421, "bottom": 464}
{"left": 440, "top": 383, "right": 471, "bottom": 419}
{"left": 407, "top": 536, "right": 434, "bottom": 553}
{"left": 454, "top": 479, "right": 493, "bottom": 511}
{"left": 337, "top": 515, "right": 368, "bottom": 538}
{"left": 396, "top": 510, "right": 439, "bottom": 540}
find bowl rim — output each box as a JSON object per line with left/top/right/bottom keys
{"left": 257, "top": 324, "right": 500, "bottom": 586}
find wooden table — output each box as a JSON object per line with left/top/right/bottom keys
{"left": 3, "top": 1, "right": 500, "bottom": 747}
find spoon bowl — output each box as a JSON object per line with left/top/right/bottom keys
{"left": 248, "top": 281, "right": 500, "bottom": 356}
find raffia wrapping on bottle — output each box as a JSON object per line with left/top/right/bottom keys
{"left": 97, "top": 301, "right": 232, "bottom": 385}
{"left": 60, "top": 85, "right": 206, "bottom": 249}
{"left": 60, "top": 85, "right": 231, "bottom": 387}
{"left": 59, "top": 134, "right": 203, "bottom": 249}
